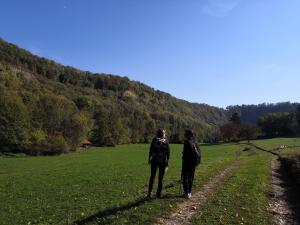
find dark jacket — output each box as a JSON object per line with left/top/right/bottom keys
{"left": 182, "top": 138, "right": 201, "bottom": 167}
{"left": 149, "top": 137, "right": 170, "bottom": 161}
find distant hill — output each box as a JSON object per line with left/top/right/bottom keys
{"left": 0, "top": 38, "right": 228, "bottom": 154}
{"left": 227, "top": 102, "right": 299, "bottom": 124}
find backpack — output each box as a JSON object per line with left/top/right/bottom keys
{"left": 189, "top": 140, "right": 201, "bottom": 166}
{"left": 151, "top": 138, "right": 168, "bottom": 163}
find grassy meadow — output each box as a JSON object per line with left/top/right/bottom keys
{"left": 192, "top": 138, "right": 300, "bottom": 225}
{"left": 1, "top": 138, "right": 300, "bottom": 225}
{"left": 192, "top": 147, "right": 273, "bottom": 225}
{"left": 1, "top": 143, "right": 240, "bottom": 225}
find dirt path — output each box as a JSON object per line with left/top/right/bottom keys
{"left": 156, "top": 161, "right": 240, "bottom": 225}
{"left": 269, "top": 158, "right": 295, "bottom": 225}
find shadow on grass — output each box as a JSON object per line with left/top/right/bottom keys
{"left": 238, "top": 142, "right": 281, "bottom": 158}
{"left": 273, "top": 157, "right": 300, "bottom": 224}
{"left": 245, "top": 142, "right": 300, "bottom": 223}
{"left": 199, "top": 143, "right": 222, "bottom": 147}
{"left": 72, "top": 194, "right": 182, "bottom": 225}
{"left": 0, "top": 152, "right": 27, "bottom": 158}
{"left": 72, "top": 197, "right": 149, "bottom": 225}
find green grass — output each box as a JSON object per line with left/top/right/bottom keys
{"left": 279, "top": 146, "right": 300, "bottom": 159}
{"left": 0, "top": 143, "right": 241, "bottom": 225}
{"left": 2, "top": 138, "right": 299, "bottom": 225}
{"left": 191, "top": 138, "right": 300, "bottom": 225}
{"left": 245, "top": 138, "right": 300, "bottom": 150}
{"left": 191, "top": 150, "right": 273, "bottom": 225}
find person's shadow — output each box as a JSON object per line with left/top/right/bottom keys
{"left": 72, "top": 193, "right": 181, "bottom": 225}
{"left": 72, "top": 197, "right": 149, "bottom": 225}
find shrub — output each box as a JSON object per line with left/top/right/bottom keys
{"left": 29, "top": 132, "right": 69, "bottom": 155}
{"left": 43, "top": 134, "right": 70, "bottom": 155}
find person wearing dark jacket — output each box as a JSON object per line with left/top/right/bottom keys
{"left": 147, "top": 129, "right": 170, "bottom": 199}
{"left": 181, "top": 129, "right": 201, "bottom": 199}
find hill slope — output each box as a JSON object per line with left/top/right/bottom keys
{"left": 227, "top": 102, "right": 299, "bottom": 124}
{"left": 0, "top": 38, "right": 228, "bottom": 154}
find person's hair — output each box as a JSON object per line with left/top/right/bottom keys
{"left": 184, "top": 129, "right": 194, "bottom": 137}
{"left": 156, "top": 128, "right": 165, "bottom": 138}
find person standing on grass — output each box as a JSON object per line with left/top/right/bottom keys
{"left": 181, "top": 129, "right": 201, "bottom": 199}
{"left": 147, "top": 128, "right": 170, "bottom": 199}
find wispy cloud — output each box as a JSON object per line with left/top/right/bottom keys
{"left": 202, "top": 0, "right": 241, "bottom": 17}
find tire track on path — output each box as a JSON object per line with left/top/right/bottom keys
{"left": 156, "top": 161, "right": 240, "bottom": 225}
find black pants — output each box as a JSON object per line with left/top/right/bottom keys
{"left": 148, "top": 160, "right": 167, "bottom": 195}
{"left": 182, "top": 165, "right": 196, "bottom": 194}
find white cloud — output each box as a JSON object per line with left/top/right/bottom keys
{"left": 202, "top": 0, "right": 241, "bottom": 17}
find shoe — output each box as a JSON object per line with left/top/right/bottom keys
{"left": 188, "top": 193, "right": 192, "bottom": 199}
{"left": 147, "top": 193, "right": 152, "bottom": 200}
{"left": 156, "top": 193, "right": 162, "bottom": 199}
{"left": 183, "top": 193, "right": 190, "bottom": 199}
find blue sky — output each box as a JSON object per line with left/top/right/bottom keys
{"left": 1, "top": 0, "right": 300, "bottom": 107}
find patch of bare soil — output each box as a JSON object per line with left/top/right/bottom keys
{"left": 269, "top": 158, "right": 297, "bottom": 225}
{"left": 156, "top": 161, "right": 240, "bottom": 225}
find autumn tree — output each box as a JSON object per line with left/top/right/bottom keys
{"left": 220, "top": 123, "right": 240, "bottom": 142}
{"left": 239, "top": 123, "right": 261, "bottom": 143}
{"left": 0, "top": 93, "right": 30, "bottom": 152}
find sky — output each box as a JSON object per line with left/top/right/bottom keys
{"left": 1, "top": 0, "right": 300, "bottom": 108}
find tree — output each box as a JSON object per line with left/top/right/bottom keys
{"left": 0, "top": 93, "right": 30, "bottom": 152}
{"left": 90, "top": 108, "right": 109, "bottom": 146}
{"left": 296, "top": 105, "right": 300, "bottom": 133}
{"left": 205, "top": 127, "right": 222, "bottom": 143}
{"left": 0, "top": 38, "right": 231, "bottom": 154}
{"left": 258, "top": 112, "right": 298, "bottom": 137}
{"left": 36, "top": 94, "right": 77, "bottom": 135}
{"left": 227, "top": 102, "right": 299, "bottom": 124}
{"left": 32, "top": 94, "right": 89, "bottom": 154}
{"left": 220, "top": 123, "right": 240, "bottom": 142}
{"left": 230, "top": 112, "right": 241, "bottom": 125}
{"left": 144, "top": 119, "right": 156, "bottom": 143}
{"left": 239, "top": 123, "right": 260, "bottom": 143}
{"left": 64, "top": 111, "right": 91, "bottom": 150}
{"left": 91, "top": 105, "right": 124, "bottom": 146}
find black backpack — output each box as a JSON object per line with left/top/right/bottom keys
{"left": 189, "top": 140, "right": 201, "bottom": 166}
{"left": 151, "top": 138, "right": 168, "bottom": 163}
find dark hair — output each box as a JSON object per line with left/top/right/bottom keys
{"left": 156, "top": 128, "right": 165, "bottom": 138}
{"left": 184, "top": 129, "right": 194, "bottom": 137}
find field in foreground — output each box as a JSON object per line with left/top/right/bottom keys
{"left": 1, "top": 138, "right": 300, "bottom": 225}
{"left": 192, "top": 138, "right": 300, "bottom": 225}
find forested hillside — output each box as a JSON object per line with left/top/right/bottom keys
{"left": 227, "top": 102, "right": 299, "bottom": 124}
{"left": 0, "top": 38, "right": 228, "bottom": 154}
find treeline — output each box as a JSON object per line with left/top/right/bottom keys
{"left": 218, "top": 113, "right": 261, "bottom": 143}
{"left": 219, "top": 107, "right": 300, "bottom": 143}
{"left": 227, "top": 102, "right": 299, "bottom": 124}
{"left": 258, "top": 108, "right": 300, "bottom": 137}
{"left": 0, "top": 38, "right": 228, "bottom": 155}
